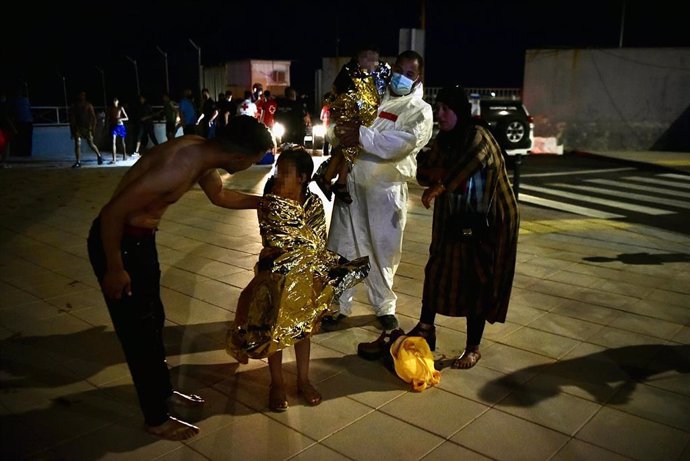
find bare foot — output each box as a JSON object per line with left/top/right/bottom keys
{"left": 451, "top": 349, "right": 481, "bottom": 369}
{"left": 297, "top": 381, "right": 322, "bottom": 406}
{"left": 269, "top": 384, "right": 288, "bottom": 412}
{"left": 169, "top": 390, "right": 205, "bottom": 407}
{"left": 146, "top": 416, "right": 199, "bottom": 441}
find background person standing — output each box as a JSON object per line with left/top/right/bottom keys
{"left": 69, "top": 91, "right": 103, "bottom": 168}
{"left": 0, "top": 91, "right": 16, "bottom": 168}
{"left": 275, "top": 86, "right": 311, "bottom": 146}
{"left": 162, "top": 92, "right": 179, "bottom": 140}
{"left": 108, "top": 97, "right": 129, "bottom": 163}
{"left": 195, "top": 88, "right": 218, "bottom": 139}
{"left": 178, "top": 89, "right": 198, "bottom": 135}
{"left": 10, "top": 87, "right": 33, "bottom": 157}
{"left": 133, "top": 94, "right": 159, "bottom": 155}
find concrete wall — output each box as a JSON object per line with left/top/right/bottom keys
{"left": 523, "top": 48, "right": 690, "bottom": 152}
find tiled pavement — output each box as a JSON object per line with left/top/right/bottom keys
{"left": 1, "top": 154, "right": 689, "bottom": 460}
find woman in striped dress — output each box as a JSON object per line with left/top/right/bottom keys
{"left": 407, "top": 84, "right": 519, "bottom": 369}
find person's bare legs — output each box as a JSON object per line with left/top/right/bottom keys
{"left": 295, "top": 339, "right": 321, "bottom": 406}
{"left": 111, "top": 135, "right": 117, "bottom": 163}
{"left": 145, "top": 416, "right": 199, "bottom": 441}
{"left": 451, "top": 346, "right": 481, "bottom": 369}
{"left": 331, "top": 160, "right": 352, "bottom": 204}
{"left": 83, "top": 133, "right": 102, "bottom": 165}
{"left": 120, "top": 137, "right": 127, "bottom": 161}
{"left": 334, "top": 161, "right": 349, "bottom": 187}
{"left": 451, "top": 315, "right": 485, "bottom": 369}
{"left": 267, "top": 351, "right": 288, "bottom": 411}
{"left": 322, "top": 150, "right": 342, "bottom": 184}
{"left": 73, "top": 136, "right": 81, "bottom": 166}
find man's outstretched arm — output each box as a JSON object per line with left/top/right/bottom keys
{"left": 199, "top": 169, "right": 261, "bottom": 209}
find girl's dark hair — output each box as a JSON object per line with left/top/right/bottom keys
{"left": 278, "top": 146, "right": 314, "bottom": 189}
{"left": 265, "top": 146, "right": 314, "bottom": 196}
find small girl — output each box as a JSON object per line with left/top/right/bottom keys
{"left": 313, "top": 45, "right": 391, "bottom": 204}
{"left": 227, "top": 147, "right": 369, "bottom": 411}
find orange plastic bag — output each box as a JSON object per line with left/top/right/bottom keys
{"left": 389, "top": 335, "right": 441, "bottom": 392}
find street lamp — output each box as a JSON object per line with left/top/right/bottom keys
{"left": 61, "top": 75, "right": 69, "bottom": 124}
{"left": 156, "top": 46, "right": 169, "bottom": 94}
{"left": 188, "top": 39, "right": 202, "bottom": 97}
{"left": 125, "top": 55, "right": 140, "bottom": 96}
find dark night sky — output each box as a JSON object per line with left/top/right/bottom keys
{"left": 3, "top": 0, "right": 688, "bottom": 108}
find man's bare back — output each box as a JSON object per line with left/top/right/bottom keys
{"left": 110, "top": 136, "right": 213, "bottom": 228}
{"left": 100, "top": 133, "right": 265, "bottom": 300}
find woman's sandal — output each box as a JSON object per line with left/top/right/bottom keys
{"left": 406, "top": 322, "right": 437, "bottom": 351}
{"left": 332, "top": 182, "right": 353, "bottom": 204}
{"left": 451, "top": 349, "right": 481, "bottom": 369}
{"left": 268, "top": 385, "right": 289, "bottom": 412}
{"left": 297, "top": 382, "right": 322, "bottom": 406}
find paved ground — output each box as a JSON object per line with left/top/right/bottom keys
{"left": 1, "top": 150, "right": 689, "bottom": 460}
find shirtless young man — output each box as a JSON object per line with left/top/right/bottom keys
{"left": 87, "top": 115, "right": 274, "bottom": 441}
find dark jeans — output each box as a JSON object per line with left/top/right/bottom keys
{"left": 87, "top": 217, "right": 171, "bottom": 426}
{"left": 137, "top": 122, "right": 159, "bottom": 147}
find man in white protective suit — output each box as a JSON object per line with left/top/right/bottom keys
{"left": 322, "top": 49, "right": 433, "bottom": 332}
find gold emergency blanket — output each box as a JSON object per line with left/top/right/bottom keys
{"left": 328, "top": 61, "right": 382, "bottom": 165}
{"left": 227, "top": 192, "right": 370, "bottom": 363}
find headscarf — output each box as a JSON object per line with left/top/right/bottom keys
{"left": 434, "top": 84, "right": 489, "bottom": 151}
{"left": 434, "top": 84, "right": 471, "bottom": 121}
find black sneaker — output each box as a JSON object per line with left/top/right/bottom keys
{"left": 321, "top": 313, "right": 347, "bottom": 332}
{"left": 71, "top": 162, "right": 81, "bottom": 168}
{"left": 97, "top": 156, "right": 103, "bottom": 165}
{"left": 377, "top": 315, "right": 399, "bottom": 330}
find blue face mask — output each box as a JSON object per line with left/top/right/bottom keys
{"left": 390, "top": 72, "right": 415, "bottom": 96}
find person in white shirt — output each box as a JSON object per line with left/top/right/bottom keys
{"left": 237, "top": 90, "right": 258, "bottom": 118}
{"left": 322, "top": 50, "right": 434, "bottom": 331}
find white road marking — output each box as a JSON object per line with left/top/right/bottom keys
{"left": 520, "top": 184, "right": 675, "bottom": 215}
{"left": 518, "top": 193, "right": 624, "bottom": 218}
{"left": 584, "top": 178, "right": 690, "bottom": 199}
{"left": 553, "top": 183, "right": 690, "bottom": 209}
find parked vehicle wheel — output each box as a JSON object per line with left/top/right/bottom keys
{"left": 499, "top": 118, "right": 528, "bottom": 147}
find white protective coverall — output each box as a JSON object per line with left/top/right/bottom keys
{"left": 327, "top": 83, "right": 433, "bottom": 316}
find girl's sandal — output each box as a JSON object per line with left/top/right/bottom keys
{"left": 332, "top": 182, "right": 353, "bottom": 204}
{"left": 451, "top": 349, "right": 481, "bottom": 369}
{"left": 297, "top": 382, "right": 322, "bottom": 406}
{"left": 268, "top": 385, "right": 289, "bottom": 412}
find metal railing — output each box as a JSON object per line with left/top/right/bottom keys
{"left": 424, "top": 87, "right": 522, "bottom": 103}
{"left": 31, "top": 105, "right": 166, "bottom": 126}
